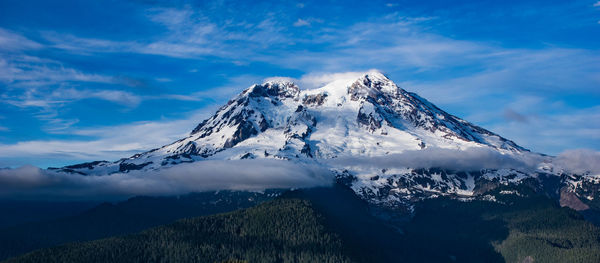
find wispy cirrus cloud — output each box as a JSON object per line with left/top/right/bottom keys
{"left": 0, "top": 27, "right": 221, "bottom": 134}
{"left": 39, "top": 7, "right": 290, "bottom": 60}
{"left": 503, "top": 108, "right": 529, "bottom": 123}
{"left": 0, "top": 28, "right": 43, "bottom": 51}
{"left": 0, "top": 70, "right": 269, "bottom": 167}
{"left": 293, "top": 19, "right": 309, "bottom": 27}
{"left": 401, "top": 47, "right": 600, "bottom": 105}
{"left": 1, "top": 85, "right": 144, "bottom": 132}
{"left": 0, "top": 55, "right": 114, "bottom": 87}
{"left": 0, "top": 109, "right": 211, "bottom": 167}
{"left": 0, "top": 0, "right": 598, "bottom": 167}
{"left": 19, "top": 8, "right": 600, "bottom": 89}
{"left": 3, "top": 88, "right": 142, "bottom": 108}
{"left": 486, "top": 103, "right": 600, "bottom": 155}
{"left": 142, "top": 74, "right": 266, "bottom": 103}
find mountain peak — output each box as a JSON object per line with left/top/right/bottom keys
{"left": 262, "top": 77, "right": 296, "bottom": 86}
{"left": 244, "top": 79, "right": 299, "bottom": 99}
{"left": 359, "top": 69, "right": 389, "bottom": 81}
{"left": 349, "top": 71, "right": 398, "bottom": 98}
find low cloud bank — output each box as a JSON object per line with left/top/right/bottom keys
{"left": 328, "top": 147, "right": 600, "bottom": 175}
{"left": 2, "top": 148, "right": 600, "bottom": 200}
{"left": 553, "top": 149, "right": 600, "bottom": 175}
{"left": 327, "top": 147, "right": 546, "bottom": 172}
{"left": 0, "top": 160, "right": 333, "bottom": 200}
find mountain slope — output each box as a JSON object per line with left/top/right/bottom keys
{"left": 52, "top": 70, "right": 527, "bottom": 176}
{"left": 48, "top": 70, "right": 599, "bottom": 213}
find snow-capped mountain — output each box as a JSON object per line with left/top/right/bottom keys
{"left": 55, "top": 70, "right": 526, "bottom": 172}
{"left": 51, "top": 70, "right": 599, "bottom": 212}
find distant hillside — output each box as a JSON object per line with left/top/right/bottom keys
{"left": 5, "top": 186, "right": 600, "bottom": 263}
{"left": 5, "top": 198, "right": 352, "bottom": 263}
{"left": 0, "top": 191, "right": 279, "bottom": 261}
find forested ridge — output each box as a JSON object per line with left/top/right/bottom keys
{"left": 0, "top": 191, "right": 277, "bottom": 261}
{"left": 3, "top": 186, "right": 600, "bottom": 263}
{"left": 4, "top": 199, "right": 351, "bottom": 263}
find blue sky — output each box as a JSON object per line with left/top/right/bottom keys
{"left": 0, "top": 0, "right": 599, "bottom": 168}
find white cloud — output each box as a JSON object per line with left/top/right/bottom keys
{"left": 0, "top": 72, "right": 261, "bottom": 156}
{"left": 331, "top": 146, "right": 600, "bottom": 176}
{"left": 0, "top": 110, "right": 210, "bottom": 166}
{"left": 64, "top": 89, "right": 142, "bottom": 107}
{"left": 0, "top": 28, "right": 42, "bottom": 51}
{"left": 327, "top": 147, "right": 546, "bottom": 172}
{"left": 1, "top": 146, "right": 599, "bottom": 200}
{"left": 298, "top": 69, "right": 383, "bottom": 89}
{"left": 503, "top": 108, "right": 528, "bottom": 123}
{"left": 161, "top": 74, "right": 264, "bottom": 103}
{"left": 0, "top": 55, "right": 114, "bottom": 86}
{"left": 40, "top": 7, "right": 289, "bottom": 60}
{"left": 0, "top": 160, "right": 332, "bottom": 200}
{"left": 146, "top": 7, "right": 194, "bottom": 29}
{"left": 3, "top": 88, "right": 142, "bottom": 109}
{"left": 554, "top": 149, "right": 600, "bottom": 175}
{"left": 1, "top": 147, "right": 599, "bottom": 200}
{"left": 263, "top": 76, "right": 297, "bottom": 84}
{"left": 487, "top": 104, "right": 600, "bottom": 155}
{"left": 0, "top": 7, "right": 598, "bottom": 162}
{"left": 241, "top": 15, "right": 484, "bottom": 71}
{"left": 1, "top": 85, "right": 145, "bottom": 133}
{"left": 293, "top": 19, "right": 310, "bottom": 27}
{"left": 42, "top": 32, "right": 221, "bottom": 59}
